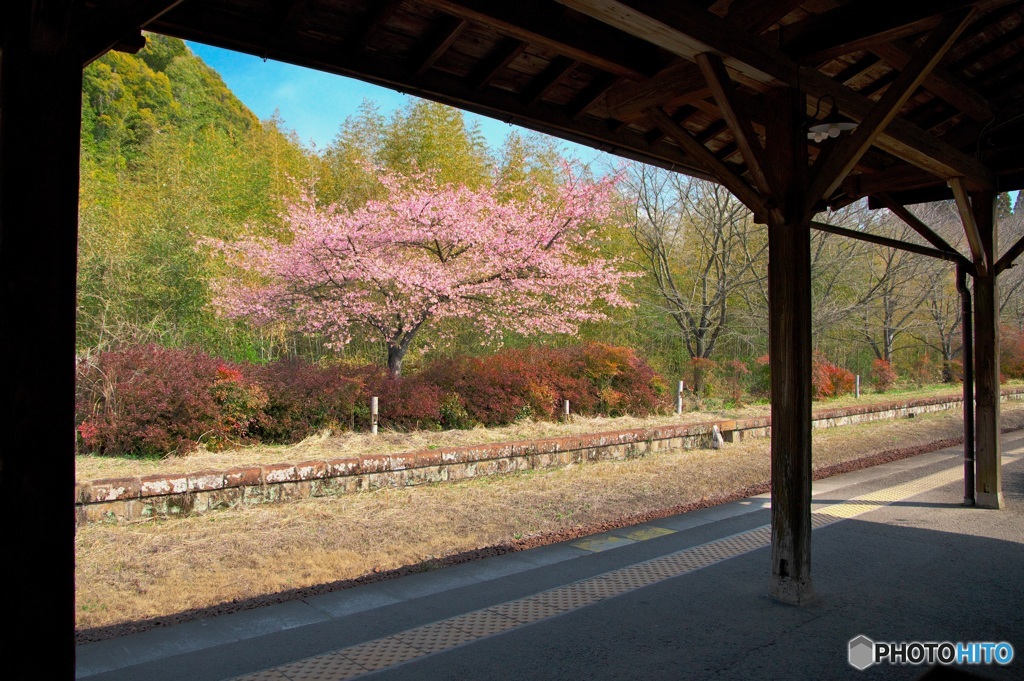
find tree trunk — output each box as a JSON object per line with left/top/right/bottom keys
{"left": 387, "top": 344, "right": 406, "bottom": 378}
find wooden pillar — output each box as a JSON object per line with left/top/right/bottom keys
{"left": 765, "top": 89, "right": 815, "bottom": 603}
{"left": 1, "top": 1, "right": 82, "bottom": 676}
{"left": 972, "top": 190, "right": 1003, "bottom": 508}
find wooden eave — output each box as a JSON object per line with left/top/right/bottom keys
{"left": 82, "top": 0, "right": 1024, "bottom": 211}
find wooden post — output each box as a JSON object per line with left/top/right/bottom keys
{"left": 676, "top": 380, "right": 684, "bottom": 414}
{"left": 957, "top": 264, "right": 975, "bottom": 506}
{"left": 1, "top": 1, "right": 82, "bottom": 675}
{"left": 564, "top": 399, "right": 571, "bottom": 419}
{"left": 971, "top": 190, "right": 1002, "bottom": 508}
{"left": 765, "top": 88, "right": 815, "bottom": 604}
{"left": 371, "top": 396, "right": 379, "bottom": 435}
{"left": 856, "top": 375, "right": 860, "bottom": 399}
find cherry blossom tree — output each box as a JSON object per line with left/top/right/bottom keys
{"left": 209, "top": 166, "right": 634, "bottom": 376}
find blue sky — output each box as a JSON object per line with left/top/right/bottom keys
{"left": 187, "top": 41, "right": 607, "bottom": 164}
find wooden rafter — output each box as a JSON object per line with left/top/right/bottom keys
{"left": 949, "top": 176, "right": 990, "bottom": 275}
{"left": 725, "top": 0, "right": 806, "bottom": 34}
{"left": 83, "top": 0, "right": 187, "bottom": 65}
{"left": 555, "top": 0, "right": 996, "bottom": 187}
{"left": 646, "top": 107, "right": 768, "bottom": 219}
{"left": 414, "top": 17, "right": 468, "bottom": 77}
{"left": 996, "top": 233, "right": 1024, "bottom": 274}
{"left": 417, "top": 0, "right": 662, "bottom": 79}
{"left": 804, "top": 9, "right": 977, "bottom": 217}
{"left": 875, "top": 193, "right": 963, "bottom": 255}
{"left": 521, "top": 57, "right": 577, "bottom": 105}
{"left": 810, "top": 221, "right": 971, "bottom": 268}
{"left": 153, "top": 9, "right": 713, "bottom": 179}
{"left": 276, "top": 0, "right": 309, "bottom": 37}
{"left": 473, "top": 38, "right": 527, "bottom": 91}
{"left": 569, "top": 74, "right": 619, "bottom": 119}
{"left": 604, "top": 61, "right": 711, "bottom": 118}
{"left": 696, "top": 52, "right": 773, "bottom": 199}
{"left": 781, "top": 0, "right": 994, "bottom": 64}
{"left": 870, "top": 40, "right": 993, "bottom": 122}
{"left": 354, "top": 0, "right": 406, "bottom": 49}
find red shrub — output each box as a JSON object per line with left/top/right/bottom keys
{"left": 908, "top": 355, "right": 938, "bottom": 387}
{"left": 749, "top": 355, "right": 771, "bottom": 398}
{"left": 722, "top": 359, "right": 751, "bottom": 403}
{"left": 363, "top": 371, "right": 444, "bottom": 431}
{"left": 812, "top": 353, "right": 856, "bottom": 399}
{"left": 418, "top": 343, "right": 666, "bottom": 426}
{"left": 870, "top": 359, "right": 898, "bottom": 393}
{"left": 1001, "top": 325, "right": 1024, "bottom": 378}
{"left": 687, "top": 357, "right": 718, "bottom": 398}
{"left": 245, "top": 360, "right": 363, "bottom": 442}
{"left": 75, "top": 345, "right": 251, "bottom": 457}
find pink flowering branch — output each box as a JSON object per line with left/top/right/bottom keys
{"left": 207, "top": 165, "right": 636, "bottom": 376}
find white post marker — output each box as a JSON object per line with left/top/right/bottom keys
{"left": 371, "top": 396, "right": 379, "bottom": 435}
{"left": 711, "top": 424, "right": 725, "bottom": 449}
{"left": 676, "top": 379, "right": 684, "bottom": 414}
{"left": 856, "top": 375, "right": 860, "bottom": 399}
{"left": 564, "top": 399, "right": 570, "bottom": 420}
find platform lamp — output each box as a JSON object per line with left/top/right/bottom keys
{"left": 807, "top": 94, "right": 857, "bottom": 142}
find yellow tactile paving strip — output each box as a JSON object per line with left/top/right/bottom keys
{"left": 234, "top": 461, "right": 989, "bottom": 681}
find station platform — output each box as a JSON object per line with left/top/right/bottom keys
{"left": 77, "top": 433, "right": 1024, "bottom": 680}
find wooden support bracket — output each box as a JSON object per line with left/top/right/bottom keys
{"left": 646, "top": 107, "right": 768, "bottom": 219}
{"left": 803, "top": 8, "right": 976, "bottom": 219}
{"left": 949, "top": 177, "right": 989, "bottom": 277}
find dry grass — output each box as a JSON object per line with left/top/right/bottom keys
{"left": 74, "top": 383, "right": 993, "bottom": 481}
{"left": 75, "top": 401, "right": 1024, "bottom": 632}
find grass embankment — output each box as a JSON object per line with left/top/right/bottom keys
{"left": 75, "top": 399, "right": 1024, "bottom": 636}
{"left": 74, "top": 382, "right": 990, "bottom": 481}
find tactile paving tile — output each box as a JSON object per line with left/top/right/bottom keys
{"left": 394, "top": 620, "right": 480, "bottom": 654}
{"left": 233, "top": 670, "right": 290, "bottom": 681}
{"left": 446, "top": 609, "right": 521, "bottom": 636}
{"left": 488, "top": 597, "right": 563, "bottom": 622}
{"left": 340, "top": 637, "right": 422, "bottom": 671}
{"left": 233, "top": 462, "right": 969, "bottom": 681}
{"left": 274, "top": 652, "right": 366, "bottom": 681}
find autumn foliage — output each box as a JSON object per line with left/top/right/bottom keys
{"left": 75, "top": 342, "right": 667, "bottom": 457}
{"left": 811, "top": 353, "right": 857, "bottom": 399}
{"left": 870, "top": 359, "right": 899, "bottom": 393}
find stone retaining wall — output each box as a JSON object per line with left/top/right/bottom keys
{"left": 76, "top": 389, "right": 1024, "bottom": 524}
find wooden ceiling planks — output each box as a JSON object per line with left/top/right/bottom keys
{"left": 134, "top": 0, "right": 1024, "bottom": 206}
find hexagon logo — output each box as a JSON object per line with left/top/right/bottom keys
{"left": 848, "top": 635, "right": 875, "bottom": 670}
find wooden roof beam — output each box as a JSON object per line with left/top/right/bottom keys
{"left": 473, "top": 38, "right": 527, "bottom": 91}
{"left": 83, "top": 0, "right": 186, "bottom": 65}
{"left": 521, "top": 57, "right": 577, "bottom": 105}
{"left": 804, "top": 9, "right": 976, "bottom": 218}
{"left": 556, "top": 0, "right": 794, "bottom": 85}
{"left": 556, "top": 0, "right": 995, "bottom": 187}
{"left": 811, "top": 221, "right": 971, "bottom": 268}
{"left": 781, "top": 0, "right": 996, "bottom": 64}
{"left": 875, "top": 193, "right": 963, "bottom": 255}
{"left": 724, "top": 0, "right": 807, "bottom": 34}
{"left": 646, "top": 107, "right": 768, "bottom": 219}
{"left": 996, "top": 233, "right": 1024, "bottom": 274}
{"left": 870, "top": 41, "right": 993, "bottom": 122}
{"left": 696, "top": 52, "right": 774, "bottom": 198}
{"left": 949, "top": 176, "right": 990, "bottom": 276}
{"left": 414, "top": 17, "right": 468, "bottom": 77}
{"left": 569, "top": 74, "right": 619, "bottom": 119}
{"left": 417, "top": 0, "right": 663, "bottom": 79}
{"left": 154, "top": 8, "right": 714, "bottom": 180}
{"left": 605, "top": 61, "right": 712, "bottom": 118}
{"left": 355, "top": 0, "right": 406, "bottom": 50}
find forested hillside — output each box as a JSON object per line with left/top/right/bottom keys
{"left": 78, "top": 35, "right": 1024, "bottom": 388}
